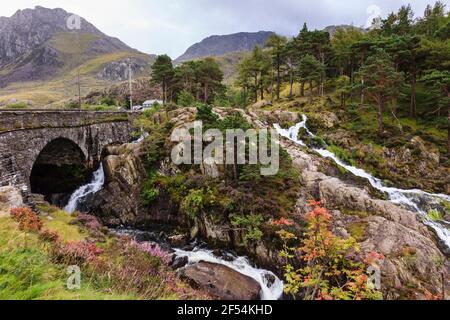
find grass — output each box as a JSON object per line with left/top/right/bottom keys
{"left": 41, "top": 208, "right": 86, "bottom": 242}
{"left": 49, "top": 32, "right": 100, "bottom": 55}
{"left": 0, "top": 216, "right": 137, "bottom": 300}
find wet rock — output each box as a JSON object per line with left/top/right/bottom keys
{"left": 213, "top": 249, "right": 235, "bottom": 262}
{"left": 264, "top": 274, "right": 276, "bottom": 288}
{"left": 179, "top": 262, "right": 262, "bottom": 300}
{"left": 171, "top": 256, "right": 189, "bottom": 270}
{"left": 169, "top": 234, "right": 189, "bottom": 248}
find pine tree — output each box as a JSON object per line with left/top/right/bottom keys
{"left": 356, "top": 49, "right": 404, "bottom": 135}
{"left": 151, "top": 55, "right": 174, "bottom": 103}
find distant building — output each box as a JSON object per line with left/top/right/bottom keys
{"left": 143, "top": 99, "right": 163, "bottom": 108}
{"left": 132, "top": 105, "right": 143, "bottom": 111}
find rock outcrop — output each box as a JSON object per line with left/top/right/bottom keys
{"left": 280, "top": 139, "right": 449, "bottom": 299}
{"left": 0, "top": 186, "right": 23, "bottom": 217}
{"left": 178, "top": 262, "right": 262, "bottom": 300}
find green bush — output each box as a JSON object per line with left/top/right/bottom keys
{"left": 181, "top": 188, "right": 216, "bottom": 219}
{"left": 100, "top": 96, "right": 116, "bottom": 106}
{"left": 230, "top": 214, "right": 264, "bottom": 246}
{"left": 177, "top": 90, "right": 195, "bottom": 107}
{"left": 7, "top": 102, "right": 28, "bottom": 109}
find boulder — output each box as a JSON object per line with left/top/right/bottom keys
{"left": 0, "top": 186, "right": 23, "bottom": 217}
{"left": 251, "top": 100, "right": 272, "bottom": 109}
{"left": 278, "top": 137, "right": 448, "bottom": 298}
{"left": 179, "top": 262, "right": 262, "bottom": 300}
{"left": 171, "top": 256, "right": 189, "bottom": 270}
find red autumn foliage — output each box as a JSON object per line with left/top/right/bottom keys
{"left": 10, "top": 207, "right": 43, "bottom": 233}
{"left": 271, "top": 217, "right": 295, "bottom": 226}
{"left": 364, "top": 251, "right": 385, "bottom": 266}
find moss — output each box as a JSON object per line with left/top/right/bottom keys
{"left": 348, "top": 221, "right": 368, "bottom": 242}
{"left": 341, "top": 209, "right": 369, "bottom": 218}
{"left": 427, "top": 210, "right": 443, "bottom": 222}
{"left": 327, "top": 145, "right": 356, "bottom": 166}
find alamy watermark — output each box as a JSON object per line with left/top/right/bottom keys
{"left": 171, "top": 121, "right": 280, "bottom": 176}
{"left": 66, "top": 14, "right": 82, "bottom": 30}
{"left": 366, "top": 5, "right": 382, "bottom": 29}
{"left": 67, "top": 265, "right": 81, "bottom": 290}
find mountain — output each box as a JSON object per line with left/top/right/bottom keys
{"left": 175, "top": 31, "right": 274, "bottom": 63}
{"left": 0, "top": 6, "right": 155, "bottom": 107}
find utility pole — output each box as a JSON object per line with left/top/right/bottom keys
{"left": 77, "top": 68, "right": 81, "bottom": 109}
{"left": 128, "top": 59, "right": 133, "bottom": 109}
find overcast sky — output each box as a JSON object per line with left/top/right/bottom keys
{"left": 0, "top": 0, "right": 445, "bottom": 58}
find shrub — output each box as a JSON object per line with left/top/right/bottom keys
{"left": 177, "top": 90, "right": 195, "bottom": 107}
{"left": 100, "top": 96, "right": 116, "bottom": 106}
{"left": 277, "top": 201, "right": 383, "bottom": 300}
{"left": 50, "top": 241, "right": 104, "bottom": 265}
{"left": 230, "top": 214, "right": 264, "bottom": 246}
{"left": 38, "top": 229, "right": 60, "bottom": 243}
{"left": 10, "top": 208, "right": 43, "bottom": 233}
{"left": 181, "top": 189, "right": 214, "bottom": 219}
{"left": 196, "top": 103, "right": 219, "bottom": 128}
{"left": 126, "top": 240, "right": 172, "bottom": 265}
{"left": 7, "top": 102, "right": 28, "bottom": 109}
{"left": 141, "top": 187, "right": 160, "bottom": 205}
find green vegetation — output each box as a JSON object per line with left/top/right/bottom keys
{"left": 151, "top": 55, "right": 224, "bottom": 105}
{"left": 230, "top": 214, "right": 264, "bottom": 246}
{"left": 0, "top": 206, "right": 203, "bottom": 300}
{"left": 137, "top": 105, "right": 301, "bottom": 247}
{"left": 277, "top": 202, "right": 382, "bottom": 300}
{"left": 232, "top": 2, "right": 450, "bottom": 157}
{"left": 6, "top": 102, "right": 28, "bottom": 109}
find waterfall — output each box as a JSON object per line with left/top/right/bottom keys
{"left": 275, "top": 115, "right": 450, "bottom": 250}
{"left": 173, "top": 247, "right": 284, "bottom": 300}
{"left": 64, "top": 164, "right": 105, "bottom": 214}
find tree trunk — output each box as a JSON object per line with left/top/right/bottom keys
{"left": 289, "top": 70, "right": 294, "bottom": 98}
{"left": 162, "top": 80, "right": 167, "bottom": 104}
{"left": 360, "top": 78, "right": 365, "bottom": 106}
{"left": 392, "top": 97, "right": 398, "bottom": 117}
{"left": 410, "top": 74, "right": 417, "bottom": 119}
{"left": 254, "top": 74, "right": 258, "bottom": 103}
{"left": 276, "top": 57, "right": 281, "bottom": 100}
{"left": 448, "top": 93, "right": 450, "bottom": 156}
{"left": 377, "top": 99, "right": 384, "bottom": 135}
{"left": 301, "top": 82, "right": 305, "bottom": 97}
{"left": 204, "top": 82, "right": 208, "bottom": 103}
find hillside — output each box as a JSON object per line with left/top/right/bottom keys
{"left": 0, "top": 6, "right": 155, "bottom": 107}
{"left": 175, "top": 31, "right": 274, "bottom": 63}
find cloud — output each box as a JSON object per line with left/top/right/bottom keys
{"left": 0, "top": 0, "right": 442, "bottom": 58}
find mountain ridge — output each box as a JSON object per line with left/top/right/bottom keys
{"left": 175, "top": 31, "right": 275, "bottom": 63}
{"left": 0, "top": 6, "right": 155, "bottom": 107}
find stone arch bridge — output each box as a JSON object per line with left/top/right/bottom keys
{"left": 0, "top": 110, "right": 138, "bottom": 204}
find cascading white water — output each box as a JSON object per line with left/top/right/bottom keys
{"left": 174, "top": 247, "right": 284, "bottom": 300}
{"left": 64, "top": 132, "right": 149, "bottom": 214}
{"left": 275, "top": 115, "right": 450, "bottom": 250}
{"left": 64, "top": 164, "right": 105, "bottom": 213}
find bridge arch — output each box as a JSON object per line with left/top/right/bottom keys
{"left": 30, "top": 137, "right": 91, "bottom": 204}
